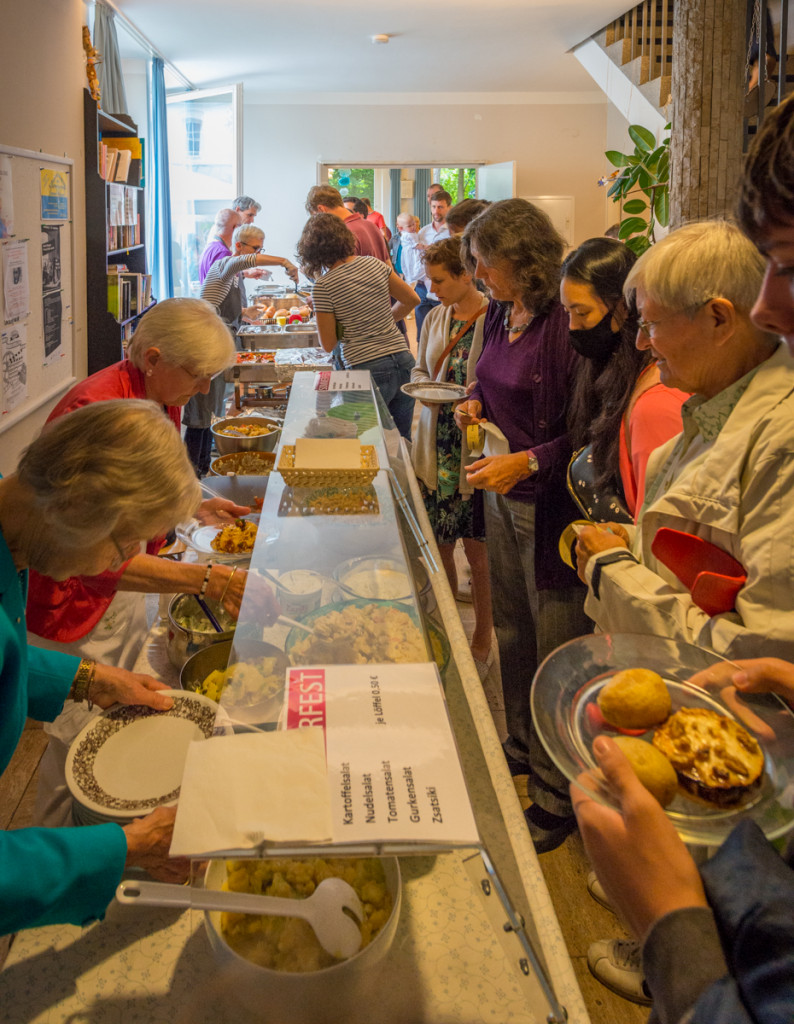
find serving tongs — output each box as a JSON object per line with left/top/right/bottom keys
{"left": 116, "top": 877, "right": 364, "bottom": 960}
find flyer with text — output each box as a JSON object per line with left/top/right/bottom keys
{"left": 285, "top": 662, "right": 479, "bottom": 847}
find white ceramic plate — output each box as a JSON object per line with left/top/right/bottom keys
{"left": 66, "top": 690, "right": 218, "bottom": 820}
{"left": 175, "top": 515, "right": 263, "bottom": 562}
{"left": 400, "top": 381, "right": 467, "bottom": 404}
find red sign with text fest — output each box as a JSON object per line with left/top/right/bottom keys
{"left": 286, "top": 668, "right": 328, "bottom": 731}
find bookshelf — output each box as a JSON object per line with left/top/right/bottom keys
{"left": 83, "top": 89, "right": 154, "bottom": 374}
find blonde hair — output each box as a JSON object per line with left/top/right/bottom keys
{"left": 232, "top": 224, "right": 265, "bottom": 248}
{"left": 18, "top": 400, "right": 200, "bottom": 558}
{"left": 128, "top": 298, "right": 235, "bottom": 377}
{"left": 624, "top": 220, "right": 767, "bottom": 315}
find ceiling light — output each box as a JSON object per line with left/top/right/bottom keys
{"left": 372, "top": 34, "right": 390, "bottom": 44}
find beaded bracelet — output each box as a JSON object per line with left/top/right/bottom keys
{"left": 70, "top": 658, "right": 97, "bottom": 709}
{"left": 199, "top": 562, "right": 213, "bottom": 598}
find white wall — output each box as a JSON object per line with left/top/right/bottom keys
{"left": 0, "top": 0, "right": 88, "bottom": 473}
{"left": 242, "top": 97, "right": 610, "bottom": 282}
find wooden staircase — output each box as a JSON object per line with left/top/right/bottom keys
{"left": 598, "top": 0, "right": 675, "bottom": 117}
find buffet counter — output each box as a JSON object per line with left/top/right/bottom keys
{"left": 0, "top": 375, "right": 588, "bottom": 1024}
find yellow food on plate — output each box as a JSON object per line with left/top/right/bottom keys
{"left": 611, "top": 736, "right": 678, "bottom": 807}
{"left": 598, "top": 667, "right": 672, "bottom": 730}
{"left": 210, "top": 518, "right": 258, "bottom": 553}
{"left": 652, "top": 707, "right": 765, "bottom": 806}
{"left": 220, "top": 857, "right": 393, "bottom": 972}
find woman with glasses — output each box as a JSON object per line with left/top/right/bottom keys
{"left": 561, "top": 237, "right": 687, "bottom": 520}
{"left": 25, "top": 298, "right": 277, "bottom": 826}
{"left": 570, "top": 101, "right": 794, "bottom": 1020}
{"left": 0, "top": 400, "right": 204, "bottom": 934}
{"left": 575, "top": 219, "right": 794, "bottom": 659}
{"left": 184, "top": 223, "right": 299, "bottom": 475}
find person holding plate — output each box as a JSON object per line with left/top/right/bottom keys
{"left": 410, "top": 237, "right": 493, "bottom": 678}
{"left": 0, "top": 400, "right": 202, "bottom": 934}
{"left": 572, "top": 100, "right": 794, "bottom": 1015}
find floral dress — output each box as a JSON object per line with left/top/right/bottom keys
{"left": 419, "top": 318, "right": 485, "bottom": 544}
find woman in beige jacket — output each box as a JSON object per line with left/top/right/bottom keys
{"left": 411, "top": 237, "right": 493, "bottom": 677}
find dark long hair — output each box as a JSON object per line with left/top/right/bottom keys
{"left": 296, "top": 213, "right": 356, "bottom": 279}
{"left": 563, "top": 238, "right": 650, "bottom": 491}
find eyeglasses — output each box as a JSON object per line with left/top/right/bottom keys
{"left": 637, "top": 300, "right": 711, "bottom": 338}
{"left": 179, "top": 363, "right": 214, "bottom": 384}
{"left": 110, "top": 533, "right": 140, "bottom": 569}
{"left": 240, "top": 242, "right": 264, "bottom": 253}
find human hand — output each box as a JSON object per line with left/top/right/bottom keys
{"left": 571, "top": 735, "right": 708, "bottom": 939}
{"left": 283, "top": 261, "right": 299, "bottom": 284}
{"left": 688, "top": 657, "right": 794, "bottom": 705}
{"left": 453, "top": 399, "right": 483, "bottom": 430}
{"left": 123, "top": 806, "right": 192, "bottom": 883}
{"left": 575, "top": 523, "right": 631, "bottom": 583}
{"left": 204, "top": 564, "right": 248, "bottom": 619}
{"left": 244, "top": 571, "right": 281, "bottom": 626}
{"left": 195, "top": 497, "right": 251, "bottom": 525}
{"left": 466, "top": 452, "right": 530, "bottom": 494}
{"left": 88, "top": 664, "right": 174, "bottom": 712}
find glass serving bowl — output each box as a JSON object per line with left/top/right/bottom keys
{"left": 530, "top": 632, "right": 794, "bottom": 846}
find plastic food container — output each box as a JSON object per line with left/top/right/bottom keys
{"left": 276, "top": 569, "right": 324, "bottom": 617}
{"left": 203, "top": 857, "right": 401, "bottom": 1023}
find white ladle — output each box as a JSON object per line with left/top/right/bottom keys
{"left": 116, "top": 877, "right": 364, "bottom": 960}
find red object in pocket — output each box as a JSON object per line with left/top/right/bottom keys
{"left": 651, "top": 527, "right": 747, "bottom": 616}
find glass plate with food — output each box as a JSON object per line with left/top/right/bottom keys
{"left": 530, "top": 632, "right": 794, "bottom": 845}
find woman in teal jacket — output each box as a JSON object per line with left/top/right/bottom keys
{"left": 0, "top": 399, "right": 201, "bottom": 935}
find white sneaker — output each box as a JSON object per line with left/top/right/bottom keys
{"left": 586, "top": 870, "right": 614, "bottom": 913}
{"left": 587, "top": 938, "right": 652, "bottom": 1006}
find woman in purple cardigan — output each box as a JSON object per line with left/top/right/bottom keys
{"left": 454, "top": 198, "right": 589, "bottom": 852}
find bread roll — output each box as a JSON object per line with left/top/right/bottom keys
{"left": 598, "top": 668, "right": 672, "bottom": 730}
{"left": 612, "top": 736, "right": 678, "bottom": 807}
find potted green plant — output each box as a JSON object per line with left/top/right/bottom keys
{"left": 600, "top": 123, "right": 670, "bottom": 255}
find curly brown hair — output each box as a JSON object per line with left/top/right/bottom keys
{"left": 460, "top": 198, "right": 563, "bottom": 313}
{"left": 738, "top": 92, "right": 794, "bottom": 244}
{"left": 296, "top": 213, "right": 357, "bottom": 279}
{"left": 422, "top": 236, "right": 467, "bottom": 277}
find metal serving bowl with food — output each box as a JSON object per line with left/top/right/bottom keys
{"left": 180, "top": 638, "right": 289, "bottom": 725}
{"left": 211, "top": 416, "right": 282, "bottom": 456}
{"left": 166, "top": 593, "right": 236, "bottom": 669}
{"left": 203, "top": 856, "right": 401, "bottom": 1019}
{"left": 210, "top": 450, "right": 276, "bottom": 477}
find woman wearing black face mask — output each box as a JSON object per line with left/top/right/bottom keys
{"left": 561, "top": 237, "right": 687, "bottom": 518}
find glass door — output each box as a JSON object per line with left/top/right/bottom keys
{"left": 166, "top": 85, "right": 241, "bottom": 297}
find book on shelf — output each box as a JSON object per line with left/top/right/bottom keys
{"left": 105, "top": 147, "right": 119, "bottom": 182}
{"left": 109, "top": 137, "right": 145, "bottom": 187}
{"left": 107, "top": 270, "right": 152, "bottom": 321}
{"left": 114, "top": 148, "right": 132, "bottom": 183}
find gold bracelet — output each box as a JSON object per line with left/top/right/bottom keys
{"left": 219, "top": 567, "right": 238, "bottom": 606}
{"left": 70, "top": 658, "right": 96, "bottom": 705}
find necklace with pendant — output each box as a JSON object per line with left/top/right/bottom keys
{"left": 504, "top": 305, "right": 533, "bottom": 335}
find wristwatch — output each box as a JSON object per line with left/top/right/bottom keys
{"left": 526, "top": 450, "right": 539, "bottom": 474}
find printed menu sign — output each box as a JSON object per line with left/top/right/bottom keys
{"left": 315, "top": 369, "right": 372, "bottom": 392}
{"left": 285, "top": 662, "right": 479, "bottom": 847}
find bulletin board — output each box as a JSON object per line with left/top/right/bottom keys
{"left": 0, "top": 144, "right": 77, "bottom": 435}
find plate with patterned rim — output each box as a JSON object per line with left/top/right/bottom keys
{"left": 66, "top": 690, "right": 219, "bottom": 820}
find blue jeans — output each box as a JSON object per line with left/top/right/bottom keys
{"left": 414, "top": 282, "right": 439, "bottom": 341}
{"left": 354, "top": 349, "right": 416, "bottom": 440}
{"left": 484, "top": 491, "right": 590, "bottom": 814}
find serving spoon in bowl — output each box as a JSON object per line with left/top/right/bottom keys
{"left": 116, "top": 876, "right": 364, "bottom": 960}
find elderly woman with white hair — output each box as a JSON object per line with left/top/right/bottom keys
{"left": 575, "top": 219, "right": 794, "bottom": 657}
{"left": 1, "top": 400, "right": 203, "bottom": 934}
{"left": 25, "top": 297, "right": 278, "bottom": 826}
{"left": 183, "top": 222, "right": 299, "bottom": 474}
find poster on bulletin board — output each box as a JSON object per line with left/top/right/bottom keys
{"left": 40, "top": 168, "right": 69, "bottom": 221}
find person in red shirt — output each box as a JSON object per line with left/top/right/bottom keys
{"left": 305, "top": 185, "right": 390, "bottom": 263}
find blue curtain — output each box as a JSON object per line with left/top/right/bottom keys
{"left": 146, "top": 58, "right": 174, "bottom": 301}
{"left": 389, "top": 168, "right": 401, "bottom": 234}
{"left": 93, "top": 2, "right": 129, "bottom": 115}
{"left": 414, "top": 168, "right": 431, "bottom": 227}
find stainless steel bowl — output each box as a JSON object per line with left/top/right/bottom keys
{"left": 167, "top": 593, "right": 236, "bottom": 669}
{"left": 210, "top": 450, "right": 276, "bottom": 476}
{"left": 180, "top": 638, "right": 290, "bottom": 723}
{"left": 211, "top": 416, "right": 281, "bottom": 455}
